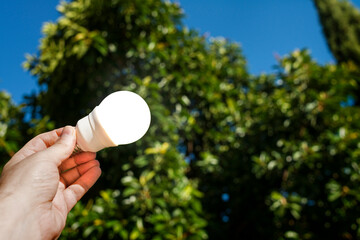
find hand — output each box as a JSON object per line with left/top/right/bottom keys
{"left": 0, "top": 126, "right": 101, "bottom": 240}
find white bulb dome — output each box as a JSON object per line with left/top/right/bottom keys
{"left": 97, "top": 91, "right": 151, "bottom": 145}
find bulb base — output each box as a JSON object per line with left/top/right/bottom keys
{"left": 75, "top": 107, "right": 116, "bottom": 152}
{"left": 72, "top": 144, "right": 83, "bottom": 155}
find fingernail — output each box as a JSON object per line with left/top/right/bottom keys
{"left": 62, "top": 126, "right": 74, "bottom": 137}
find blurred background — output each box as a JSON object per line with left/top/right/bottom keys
{"left": 1, "top": 0, "right": 360, "bottom": 239}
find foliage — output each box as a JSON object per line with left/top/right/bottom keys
{"left": 233, "top": 49, "right": 360, "bottom": 239}
{"left": 0, "top": 91, "right": 24, "bottom": 166}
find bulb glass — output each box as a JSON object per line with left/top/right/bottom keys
{"left": 96, "top": 91, "right": 151, "bottom": 145}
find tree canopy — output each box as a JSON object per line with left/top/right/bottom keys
{"left": 314, "top": 0, "right": 360, "bottom": 66}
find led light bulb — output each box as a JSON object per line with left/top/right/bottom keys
{"left": 75, "top": 91, "right": 151, "bottom": 152}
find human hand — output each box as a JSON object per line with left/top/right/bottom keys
{"left": 0, "top": 126, "right": 101, "bottom": 240}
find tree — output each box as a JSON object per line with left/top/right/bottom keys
{"left": 314, "top": 0, "right": 360, "bottom": 65}
{"left": 25, "top": 0, "right": 247, "bottom": 238}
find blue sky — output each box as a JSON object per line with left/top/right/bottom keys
{"left": 1, "top": 0, "right": 360, "bottom": 104}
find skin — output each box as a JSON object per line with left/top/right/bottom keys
{"left": 0, "top": 126, "right": 101, "bottom": 240}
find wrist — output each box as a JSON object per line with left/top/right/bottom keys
{"left": 0, "top": 192, "right": 40, "bottom": 240}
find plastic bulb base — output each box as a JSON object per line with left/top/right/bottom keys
{"left": 75, "top": 107, "right": 116, "bottom": 152}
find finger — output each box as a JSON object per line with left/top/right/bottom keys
{"left": 10, "top": 127, "right": 65, "bottom": 164}
{"left": 59, "top": 152, "right": 96, "bottom": 173}
{"left": 41, "top": 126, "right": 76, "bottom": 166}
{"left": 60, "top": 159, "right": 100, "bottom": 187}
{"left": 63, "top": 165, "right": 101, "bottom": 212}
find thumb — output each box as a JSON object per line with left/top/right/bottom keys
{"left": 43, "top": 126, "right": 76, "bottom": 166}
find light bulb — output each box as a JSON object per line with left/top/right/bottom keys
{"left": 75, "top": 91, "right": 151, "bottom": 152}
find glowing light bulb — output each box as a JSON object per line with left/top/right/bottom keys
{"left": 75, "top": 91, "right": 151, "bottom": 152}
